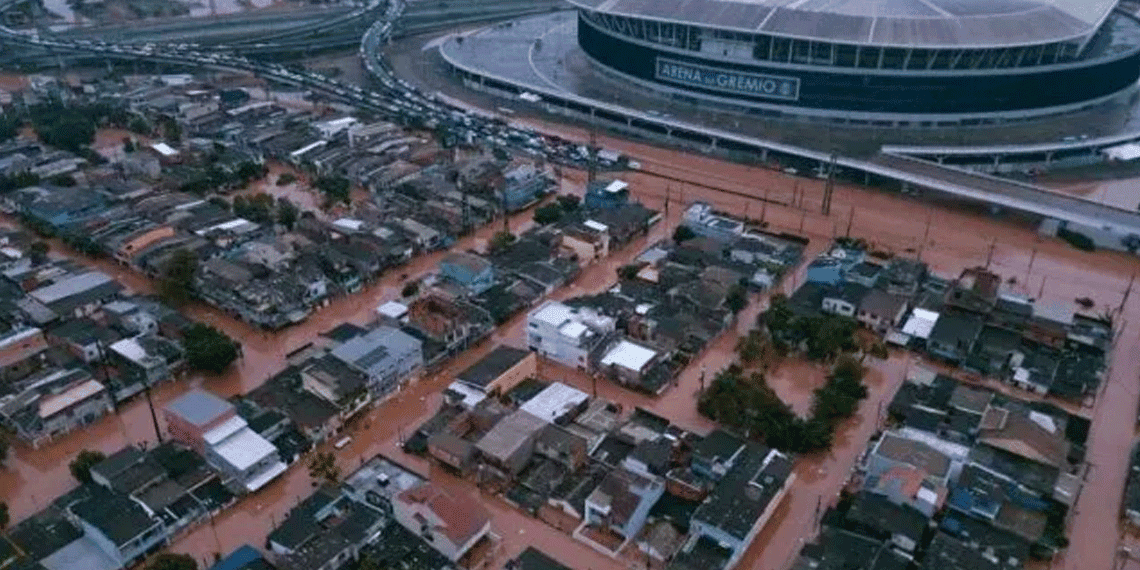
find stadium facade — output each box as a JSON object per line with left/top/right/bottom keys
{"left": 568, "top": 0, "right": 1140, "bottom": 124}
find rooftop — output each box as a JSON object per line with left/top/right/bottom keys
{"left": 212, "top": 426, "right": 279, "bottom": 472}
{"left": 476, "top": 409, "right": 547, "bottom": 460}
{"left": 455, "top": 345, "right": 531, "bottom": 390}
{"left": 70, "top": 488, "right": 159, "bottom": 547}
{"left": 600, "top": 340, "right": 658, "bottom": 373}
{"left": 692, "top": 445, "right": 793, "bottom": 541}
{"left": 396, "top": 483, "right": 491, "bottom": 546}
{"left": 165, "top": 389, "right": 234, "bottom": 427}
{"left": 873, "top": 432, "right": 952, "bottom": 479}
{"left": 518, "top": 382, "right": 590, "bottom": 424}
{"left": 514, "top": 547, "right": 573, "bottom": 570}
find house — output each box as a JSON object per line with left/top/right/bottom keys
{"left": 300, "top": 354, "right": 371, "bottom": 419}
{"left": 844, "top": 491, "right": 929, "bottom": 554}
{"left": 867, "top": 465, "right": 946, "bottom": 517}
{"left": 921, "top": 532, "right": 1020, "bottom": 570}
{"left": 330, "top": 325, "right": 423, "bottom": 397}
{"left": 28, "top": 271, "right": 122, "bottom": 318}
{"left": 821, "top": 283, "right": 870, "bottom": 318}
{"left": 865, "top": 431, "right": 953, "bottom": 486}
{"left": 681, "top": 202, "right": 745, "bottom": 243}
{"left": 48, "top": 317, "right": 121, "bottom": 363}
{"left": 392, "top": 483, "right": 492, "bottom": 562}
{"left": 428, "top": 431, "right": 479, "bottom": 475}
{"left": 475, "top": 409, "right": 547, "bottom": 475}
{"left": 599, "top": 339, "right": 668, "bottom": 394}
{"left": 561, "top": 221, "right": 610, "bottom": 263}
{"left": 406, "top": 294, "right": 493, "bottom": 356}
{"left": 208, "top": 545, "right": 276, "bottom": 570}
{"left": 454, "top": 345, "right": 535, "bottom": 395}
{"left": 535, "top": 424, "right": 589, "bottom": 470}
{"left": 0, "top": 327, "right": 48, "bottom": 381}
{"left": 164, "top": 390, "right": 287, "bottom": 492}
{"left": 268, "top": 489, "right": 385, "bottom": 570}
{"left": 109, "top": 336, "right": 181, "bottom": 387}
{"left": 439, "top": 252, "right": 495, "bottom": 295}
{"left": 844, "top": 261, "right": 882, "bottom": 287}
{"left": 691, "top": 429, "right": 746, "bottom": 481}
{"left": 527, "top": 300, "right": 615, "bottom": 370}
{"left": 0, "top": 368, "right": 114, "bottom": 448}
{"left": 686, "top": 445, "right": 794, "bottom": 570}
{"left": 67, "top": 488, "right": 169, "bottom": 569}
{"left": 945, "top": 267, "right": 1001, "bottom": 316}
{"left": 582, "top": 467, "right": 665, "bottom": 542}
{"left": 584, "top": 179, "right": 630, "bottom": 210}
{"left": 341, "top": 454, "right": 426, "bottom": 516}
{"left": 927, "top": 312, "right": 985, "bottom": 364}
{"left": 519, "top": 382, "right": 590, "bottom": 425}
{"left": 881, "top": 258, "right": 927, "bottom": 296}
{"left": 857, "top": 289, "right": 909, "bottom": 332}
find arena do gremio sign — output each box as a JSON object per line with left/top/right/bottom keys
{"left": 655, "top": 57, "right": 800, "bottom": 101}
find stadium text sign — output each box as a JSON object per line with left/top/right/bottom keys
{"left": 655, "top": 57, "right": 800, "bottom": 101}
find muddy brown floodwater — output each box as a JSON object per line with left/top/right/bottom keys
{"left": 3, "top": 125, "right": 1140, "bottom": 570}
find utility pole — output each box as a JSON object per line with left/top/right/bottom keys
{"left": 143, "top": 379, "right": 163, "bottom": 445}
{"left": 1120, "top": 272, "right": 1136, "bottom": 313}
{"left": 761, "top": 187, "right": 769, "bottom": 224}
{"left": 587, "top": 120, "right": 598, "bottom": 187}
{"left": 917, "top": 211, "right": 932, "bottom": 261}
{"left": 821, "top": 152, "right": 837, "bottom": 215}
{"left": 844, "top": 206, "right": 855, "bottom": 238}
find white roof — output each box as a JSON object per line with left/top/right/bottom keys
{"left": 243, "top": 460, "right": 288, "bottom": 492}
{"left": 584, "top": 219, "right": 608, "bottom": 232}
{"left": 211, "top": 426, "right": 278, "bottom": 472}
{"left": 204, "top": 415, "right": 248, "bottom": 445}
{"left": 109, "top": 338, "right": 147, "bottom": 364}
{"left": 447, "top": 381, "right": 488, "bottom": 410}
{"left": 604, "top": 180, "right": 628, "bottom": 193}
{"left": 196, "top": 218, "right": 258, "bottom": 236}
{"left": 0, "top": 327, "right": 41, "bottom": 350}
{"left": 377, "top": 300, "right": 409, "bottom": 319}
{"left": 901, "top": 308, "right": 940, "bottom": 340}
{"left": 600, "top": 340, "right": 658, "bottom": 373}
{"left": 29, "top": 272, "right": 114, "bottom": 304}
{"left": 520, "top": 382, "right": 590, "bottom": 423}
{"left": 39, "top": 379, "right": 106, "bottom": 419}
{"left": 532, "top": 301, "right": 573, "bottom": 327}
{"left": 150, "top": 142, "right": 178, "bottom": 157}
{"left": 1104, "top": 143, "right": 1140, "bottom": 161}
{"left": 333, "top": 218, "right": 365, "bottom": 232}
{"left": 559, "top": 321, "right": 589, "bottom": 339}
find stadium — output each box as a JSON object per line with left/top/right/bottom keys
{"left": 566, "top": 0, "right": 1140, "bottom": 124}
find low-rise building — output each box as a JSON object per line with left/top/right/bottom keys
{"left": 686, "top": 445, "right": 794, "bottom": 570}
{"left": 0, "top": 327, "right": 48, "bottom": 381}
{"left": 439, "top": 252, "right": 495, "bottom": 296}
{"left": 526, "top": 300, "right": 615, "bottom": 370}
{"left": 0, "top": 367, "right": 113, "bottom": 448}
{"left": 28, "top": 271, "right": 122, "bottom": 318}
{"left": 476, "top": 409, "right": 547, "bottom": 476}
{"left": 330, "top": 325, "right": 423, "bottom": 397}
{"left": 392, "top": 483, "right": 492, "bottom": 563}
{"left": 454, "top": 345, "right": 535, "bottom": 396}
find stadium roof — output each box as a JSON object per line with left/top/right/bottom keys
{"left": 570, "top": 0, "right": 1118, "bottom": 49}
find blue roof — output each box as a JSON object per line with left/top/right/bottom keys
{"left": 209, "top": 545, "right": 263, "bottom": 570}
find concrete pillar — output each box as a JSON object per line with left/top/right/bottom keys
{"left": 760, "top": 148, "right": 768, "bottom": 162}
{"left": 993, "top": 154, "right": 1001, "bottom": 169}
{"left": 1046, "top": 152, "right": 1053, "bottom": 166}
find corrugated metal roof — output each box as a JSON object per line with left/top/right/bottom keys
{"left": 577, "top": 0, "right": 1114, "bottom": 48}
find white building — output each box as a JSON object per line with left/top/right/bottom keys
{"left": 526, "top": 300, "right": 615, "bottom": 370}
{"left": 202, "top": 415, "right": 288, "bottom": 493}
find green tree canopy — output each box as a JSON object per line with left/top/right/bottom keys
{"left": 276, "top": 197, "right": 299, "bottom": 230}
{"left": 146, "top": 553, "right": 198, "bottom": 570}
{"left": 159, "top": 249, "right": 198, "bottom": 306}
{"left": 69, "top": 449, "right": 106, "bottom": 484}
{"left": 533, "top": 203, "right": 562, "bottom": 225}
{"left": 0, "top": 500, "right": 8, "bottom": 531}
{"left": 672, "top": 225, "right": 696, "bottom": 244}
{"left": 182, "top": 324, "right": 240, "bottom": 374}
{"left": 315, "top": 176, "right": 351, "bottom": 206}
{"left": 308, "top": 452, "right": 340, "bottom": 483}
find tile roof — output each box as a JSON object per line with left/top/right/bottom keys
{"left": 396, "top": 483, "right": 490, "bottom": 546}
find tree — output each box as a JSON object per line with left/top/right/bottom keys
{"left": 556, "top": 194, "right": 580, "bottom": 211}
{"left": 0, "top": 433, "right": 7, "bottom": 463}
{"left": 672, "top": 225, "right": 696, "bottom": 244}
{"left": 69, "top": 449, "right": 106, "bottom": 484}
{"left": 0, "top": 501, "right": 7, "bottom": 532}
{"left": 29, "top": 241, "right": 49, "bottom": 265}
{"left": 308, "top": 451, "right": 340, "bottom": 483}
{"left": 0, "top": 112, "right": 19, "bottom": 143}
{"left": 616, "top": 264, "right": 641, "bottom": 281}
{"left": 803, "top": 315, "right": 857, "bottom": 361}
{"left": 146, "top": 553, "right": 197, "bottom": 570}
{"left": 122, "top": 137, "right": 135, "bottom": 153}
{"left": 277, "top": 172, "right": 297, "bottom": 186}
{"left": 315, "top": 175, "right": 351, "bottom": 206}
{"left": 276, "top": 197, "right": 299, "bottom": 230}
{"left": 401, "top": 282, "right": 419, "bottom": 298}
{"left": 533, "top": 203, "right": 562, "bottom": 225}
{"left": 159, "top": 249, "right": 198, "bottom": 306}
{"left": 182, "top": 324, "right": 240, "bottom": 374}
{"left": 488, "top": 231, "right": 515, "bottom": 254}
{"left": 358, "top": 555, "right": 386, "bottom": 570}
{"left": 725, "top": 284, "right": 747, "bottom": 314}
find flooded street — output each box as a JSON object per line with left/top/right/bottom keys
{"left": 2, "top": 124, "right": 1140, "bottom": 568}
